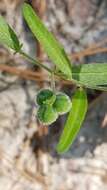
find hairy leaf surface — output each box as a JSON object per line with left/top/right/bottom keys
{"left": 0, "top": 15, "right": 21, "bottom": 51}
{"left": 72, "top": 63, "right": 107, "bottom": 90}
{"left": 57, "top": 88, "right": 88, "bottom": 153}
{"left": 23, "top": 3, "right": 72, "bottom": 79}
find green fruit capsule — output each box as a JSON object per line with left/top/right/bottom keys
{"left": 37, "top": 105, "right": 58, "bottom": 125}
{"left": 36, "top": 89, "right": 56, "bottom": 106}
{"left": 53, "top": 93, "right": 72, "bottom": 115}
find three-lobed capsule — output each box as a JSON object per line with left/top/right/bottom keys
{"left": 36, "top": 89, "right": 72, "bottom": 125}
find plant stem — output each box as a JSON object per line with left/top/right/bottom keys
{"left": 20, "top": 50, "right": 52, "bottom": 73}
{"left": 51, "top": 71, "right": 56, "bottom": 92}
{"left": 19, "top": 50, "right": 76, "bottom": 85}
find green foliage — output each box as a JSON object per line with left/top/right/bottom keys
{"left": 0, "top": 15, "right": 21, "bottom": 51}
{"left": 37, "top": 105, "right": 58, "bottom": 125}
{"left": 0, "top": 3, "right": 107, "bottom": 153}
{"left": 53, "top": 93, "right": 72, "bottom": 115}
{"left": 72, "top": 63, "right": 107, "bottom": 91}
{"left": 56, "top": 88, "right": 88, "bottom": 153}
{"left": 22, "top": 3, "right": 72, "bottom": 79}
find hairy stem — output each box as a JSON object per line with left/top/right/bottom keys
{"left": 19, "top": 50, "right": 77, "bottom": 86}
{"left": 20, "top": 50, "right": 52, "bottom": 73}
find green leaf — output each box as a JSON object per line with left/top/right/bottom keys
{"left": 0, "top": 15, "right": 21, "bottom": 51}
{"left": 72, "top": 63, "right": 107, "bottom": 91}
{"left": 56, "top": 88, "right": 88, "bottom": 153}
{"left": 22, "top": 3, "right": 72, "bottom": 79}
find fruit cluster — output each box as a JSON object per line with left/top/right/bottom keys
{"left": 36, "top": 89, "right": 72, "bottom": 125}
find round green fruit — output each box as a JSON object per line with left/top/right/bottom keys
{"left": 37, "top": 105, "right": 58, "bottom": 125}
{"left": 53, "top": 92, "right": 72, "bottom": 115}
{"left": 36, "top": 89, "right": 56, "bottom": 106}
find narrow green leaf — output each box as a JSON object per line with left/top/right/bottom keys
{"left": 72, "top": 63, "right": 107, "bottom": 91}
{"left": 56, "top": 88, "right": 88, "bottom": 153}
{"left": 22, "top": 3, "right": 72, "bottom": 79}
{"left": 0, "top": 15, "right": 21, "bottom": 51}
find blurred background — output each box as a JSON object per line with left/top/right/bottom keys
{"left": 0, "top": 0, "right": 107, "bottom": 189}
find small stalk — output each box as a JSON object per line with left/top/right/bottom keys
{"left": 20, "top": 50, "right": 52, "bottom": 73}
{"left": 19, "top": 50, "right": 76, "bottom": 86}
{"left": 51, "top": 71, "right": 56, "bottom": 92}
